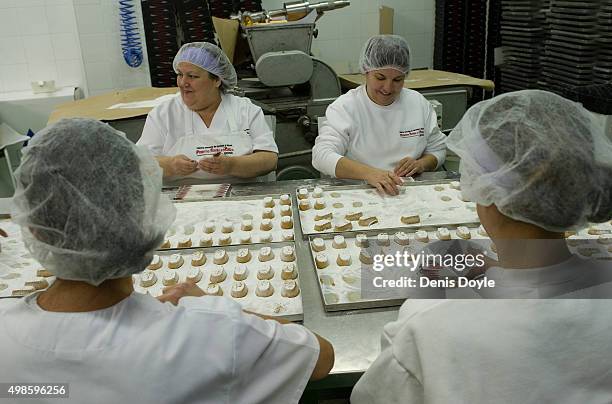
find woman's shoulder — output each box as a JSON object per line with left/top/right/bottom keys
{"left": 148, "top": 93, "right": 184, "bottom": 117}
{"left": 400, "top": 87, "right": 428, "bottom": 102}
{"left": 223, "top": 93, "right": 258, "bottom": 109}
{"left": 327, "top": 86, "right": 364, "bottom": 113}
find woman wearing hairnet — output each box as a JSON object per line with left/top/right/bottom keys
{"left": 137, "top": 42, "right": 278, "bottom": 183}
{"left": 351, "top": 90, "right": 612, "bottom": 403}
{"left": 0, "top": 119, "right": 333, "bottom": 403}
{"left": 312, "top": 35, "right": 447, "bottom": 195}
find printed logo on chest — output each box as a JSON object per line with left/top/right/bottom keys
{"left": 400, "top": 128, "right": 424, "bottom": 138}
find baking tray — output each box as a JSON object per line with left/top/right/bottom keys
{"left": 295, "top": 181, "right": 480, "bottom": 237}
{"left": 306, "top": 227, "right": 493, "bottom": 312}
{"left": 134, "top": 242, "right": 304, "bottom": 321}
{"left": 0, "top": 219, "right": 54, "bottom": 298}
{"left": 307, "top": 223, "right": 612, "bottom": 311}
{"left": 162, "top": 194, "right": 296, "bottom": 249}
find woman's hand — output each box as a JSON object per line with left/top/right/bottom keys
{"left": 157, "top": 281, "right": 205, "bottom": 305}
{"left": 170, "top": 154, "right": 198, "bottom": 176}
{"left": 365, "top": 169, "right": 404, "bottom": 196}
{"left": 198, "top": 154, "right": 234, "bottom": 176}
{"left": 394, "top": 156, "right": 426, "bottom": 177}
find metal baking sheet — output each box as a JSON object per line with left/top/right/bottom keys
{"left": 296, "top": 181, "right": 480, "bottom": 237}
{"left": 308, "top": 223, "right": 612, "bottom": 312}
{"left": 163, "top": 194, "right": 296, "bottom": 249}
{"left": 307, "top": 227, "right": 491, "bottom": 312}
{"left": 135, "top": 242, "right": 304, "bottom": 321}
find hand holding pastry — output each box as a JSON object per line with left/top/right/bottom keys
{"left": 394, "top": 156, "right": 426, "bottom": 178}
{"left": 198, "top": 153, "right": 234, "bottom": 176}
{"left": 170, "top": 154, "right": 198, "bottom": 176}
{"left": 365, "top": 168, "right": 403, "bottom": 196}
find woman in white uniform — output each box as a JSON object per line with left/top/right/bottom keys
{"left": 312, "top": 35, "right": 447, "bottom": 195}
{"left": 137, "top": 42, "right": 278, "bottom": 183}
{"left": 351, "top": 90, "right": 612, "bottom": 403}
{"left": 1, "top": 119, "right": 334, "bottom": 404}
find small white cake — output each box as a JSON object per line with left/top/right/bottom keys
{"left": 234, "top": 264, "right": 248, "bottom": 281}
{"left": 186, "top": 267, "right": 203, "bottom": 283}
{"left": 191, "top": 251, "right": 206, "bottom": 266}
{"left": 147, "top": 255, "right": 162, "bottom": 270}
{"left": 281, "top": 263, "right": 297, "bottom": 280}
{"left": 178, "top": 236, "right": 192, "bottom": 248}
{"left": 199, "top": 234, "right": 213, "bottom": 247}
{"left": 241, "top": 219, "right": 253, "bottom": 231}
{"left": 281, "top": 280, "right": 300, "bottom": 298}
{"left": 168, "top": 254, "right": 184, "bottom": 269}
{"left": 355, "top": 234, "right": 369, "bottom": 248}
{"left": 256, "top": 280, "right": 274, "bottom": 297}
{"left": 263, "top": 196, "right": 275, "bottom": 208}
{"left": 280, "top": 194, "right": 291, "bottom": 205}
{"left": 297, "top": 188, "right": 309, "bottom": 200}
{"left": 140, "top": 271, "right": 157, "bottom": 288}
{"left": 377, "top": 233, "right": 390, "bottom": 246}
{"left": 204, "top": 221, "right": 216, "bottom": 234}
{"left": 257, "top": 264, "right": 275, "bottom": 280}
{"left": 213, "top": 249, "right": 228, "bottom": 265}
{"left": 162, "top": 271, "right": 178, "bottom": 286}
{"left": 236, "top": 248, "right": 252, "bottom": 263}
{"left": 312, "top": 237, "right": 326, "bottom": 252}
{"left": 336, "top": 252, "right": 352, "bottom": 266}
{"left": 280, "top": 245, "right": 296, "bottom": 262}
{"left": 231, "top": 281, "right": 248, "bottom": 298}
{"left": 221, "top": 221, "right": 234, "bottom": 233}
{"left": 332, "top": 235, "right": 347, "bottom": 249}
{"left": 210, "top": 267, "right": 227, "bottom": 283}
{"left": 258, "top": 246, "right": 274, "bottom": 262}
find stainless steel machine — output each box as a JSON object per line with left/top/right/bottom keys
{"left": 230, "top": 1, "right": 350, "bottom": 180}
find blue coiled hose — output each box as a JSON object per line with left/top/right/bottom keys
{"left": 119, "top": 0, "right": 143, "bottom": 68}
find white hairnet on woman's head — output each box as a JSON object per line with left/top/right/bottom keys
{"left": 12, "top": 118, "right": 176, "bottom": 285}
{"left": 447, "top": 89, "right": 612, "bottom": 232}
{"left": 173, "top": 42, "right": 238, "bottom": 90}
{"left": 359, "top": 35, "right": 411, "bottom": 74}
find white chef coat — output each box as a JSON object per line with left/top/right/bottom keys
{"left": 0, "top": 292, "right": 319, "bottom": 404}
{"left": 351, "top": 256, "right": 612, "bottom": 404}
{"left": 312, "top": 85, "right": 447, "bottom": 177}
{"left": 137, "top": 93, "right": 278, "bottom": 182}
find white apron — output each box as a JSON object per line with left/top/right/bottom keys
{"left": 166, "top": 102, "right": 254, "bottom": 182}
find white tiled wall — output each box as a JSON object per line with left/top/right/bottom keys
{"left": 0, "top": 0, "right": 83, "bottom": 93}
{"left": 73, "top": 0, "right": 151, "bottom": 96}
{"left": 0, "top": 0, "right": 151, "bottom": 97}
{"left": 262, "top": 0, "right": 435, "bottom": 74}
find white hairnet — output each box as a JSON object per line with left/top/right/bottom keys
{"left": 173, "top": 42, "right": 238, "bottom": 91}
{"left": 447, "top": 89, "right": 612, "bottom": 232}
{"left": 359, "top": 35, "right": 411, "bottom": 74}
{"left": 11, "top": 118, "right": 176, "bottom": 286}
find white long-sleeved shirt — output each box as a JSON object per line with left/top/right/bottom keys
{"left": 0, "top": 292, "right": 319, "bottom": 404}
{"left": 351, "top": 256, "right": 612, "bottom": 404}
{"left": 312, "top": 85, "right": 447, "bottom": 177}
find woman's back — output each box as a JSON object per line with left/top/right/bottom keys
{"left": 0, "top": 293, "right": 318, "bottom": 404}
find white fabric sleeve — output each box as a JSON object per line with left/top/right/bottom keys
{"left": 350, "top": 325, "right": 424, "bottom": 404}
{"left": 311, "top": 102, "right": 352, "bottom": 177}
{"left": 247, "top": 103, "right": 278, "bottom": 153}
{"left": 422, "top": 100, "right": 447, "bottom": 169}
{"left": 351, "top": 352, "right": 424, "bottom": 404}
{"left": 137, "top": 112, "right": 166, "bottom": 156}
{"left": 230, "top": 313, "right": 320, "bottom": 404}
